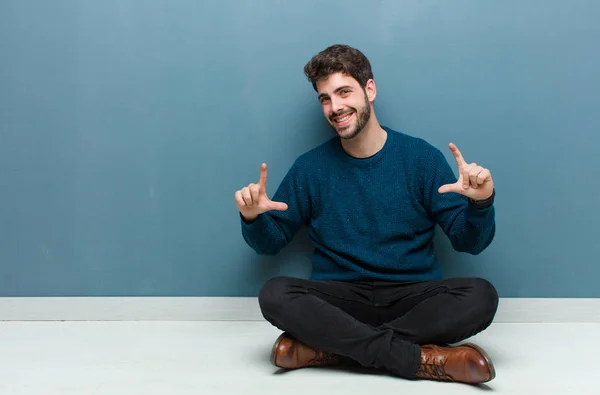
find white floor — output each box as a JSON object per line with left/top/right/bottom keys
{"left": 0, "top": 321, "right": 597, "bottom": 395}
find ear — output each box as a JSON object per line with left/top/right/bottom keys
{"left": 365, "top": 79, "right": 377, "bottom": 102}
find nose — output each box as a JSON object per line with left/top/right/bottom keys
{"left": 330, "top": 96, "right": 345, "bottom": 114}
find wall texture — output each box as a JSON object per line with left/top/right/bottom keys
{"left": 1, "top": 0, "right": 598, "bottom": 297}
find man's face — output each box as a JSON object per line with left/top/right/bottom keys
{"left": 316, "top": 73, "right": 373, "bottom": 140}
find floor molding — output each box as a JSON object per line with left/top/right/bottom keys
{"left": 1, "top": 297, "right": 598, "bottom": 322}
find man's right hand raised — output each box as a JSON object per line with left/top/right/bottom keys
{"left": 235, "top": 163, "right": 288, "bottom": 222}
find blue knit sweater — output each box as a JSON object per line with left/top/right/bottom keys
{"left": 241, "top": 127, "right": 495, "bottom": 282}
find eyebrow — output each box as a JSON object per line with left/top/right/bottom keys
{"left": 318, "top": 85, "right": 354, "bottom": 101}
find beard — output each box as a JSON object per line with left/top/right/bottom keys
{"left": 329, "top": 90, "right": 372, "bottom": 140}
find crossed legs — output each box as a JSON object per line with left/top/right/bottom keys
{"left": 258, "top": 276, "right": 499, "bottom": 379}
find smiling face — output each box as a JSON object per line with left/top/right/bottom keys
{"left": 316, "top": 72, "right": 375, "bottom": 140}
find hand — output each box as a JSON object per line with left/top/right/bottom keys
{"left": 234, "top": 163, "right": 288, "bottom": 221}
{"left": 438, "top": 143, "right": 494, "bottom": 201}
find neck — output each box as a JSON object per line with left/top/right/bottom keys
{"left": 340, "top": 113, "right": 387, "bottom": 158}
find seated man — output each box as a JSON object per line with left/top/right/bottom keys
{"left": 234, "top": 44, "right": 499, "bottom": 384}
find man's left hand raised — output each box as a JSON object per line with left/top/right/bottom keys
{"left": 438, "top": 143, "right": 494, "bottom": 201}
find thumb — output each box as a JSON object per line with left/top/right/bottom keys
{"left": 438, "top": 183, "right": 462, "bottom": 195}
{"left": 266, "top": 200, "right": 288, "bottom": 211}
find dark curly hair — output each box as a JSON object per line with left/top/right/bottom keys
{"left": 304, "top": 44, "right": 374, "bottom": 92}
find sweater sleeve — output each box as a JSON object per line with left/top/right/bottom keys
{"left": 240, "top": 159, "right": 311, "bottom": 255}
{"left": 422, "top": 146, "right": 496, "bottom": 255}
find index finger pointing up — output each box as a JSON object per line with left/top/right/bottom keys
{"left": 449, "top": 143, "right": 467, "bottom": 167}
{"left": 259, "top": 163, "right": 268, "bottom": 189}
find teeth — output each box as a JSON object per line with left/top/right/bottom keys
{"left": 336, "top": 114, "right": 351, "bottom": 122}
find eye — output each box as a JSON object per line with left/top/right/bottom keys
{"left": 320, "top": 97, "right": 330, "bottom": 104}
{"left": 340, "top": 89, "right": 351, "bottom": 96}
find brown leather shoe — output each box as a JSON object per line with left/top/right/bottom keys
{"left": 416, "top": 343, "right": 495, "bottom": 384}
{"left": 270, "top": 332, "right": 341, "bottom": 369}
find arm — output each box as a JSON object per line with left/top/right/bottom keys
{"left": 423, "top": 145, "right": 496, "bottom": 254}
{"left": 238, "top": 160, "right": 310, "bottom": 255}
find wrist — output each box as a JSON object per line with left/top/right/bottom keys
{"left": 240, "top": 212, "right": 259, "bottom": 223}
{"left": 468, "top": 188, "right": 495, "bottom": 209}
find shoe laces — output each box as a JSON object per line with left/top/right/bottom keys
{"left": 418, "top": 355, "right": 453, "bottom": 381}
{"left": 313, "top": 350, "right": 338, "bottom": 365}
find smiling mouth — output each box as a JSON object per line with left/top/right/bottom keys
{"left": 333, "top": 112, "right": 354, "bottom": 127}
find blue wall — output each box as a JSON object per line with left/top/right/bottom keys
{"left": 1, "top": 0, "right": 598, "bottom": 297}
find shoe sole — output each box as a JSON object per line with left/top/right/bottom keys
{"left": 461, "top": 343, "right": 496, "bottom": 382}
{"left": 270, "top": 332, "right": 289, "bottom": 367}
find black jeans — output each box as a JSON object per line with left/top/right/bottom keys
{"left": 258, "top": 276, "right": 499, "bottom": 379}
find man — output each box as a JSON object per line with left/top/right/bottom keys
{"left": 234, "top": 44, "right": 498, "bottom": 384}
